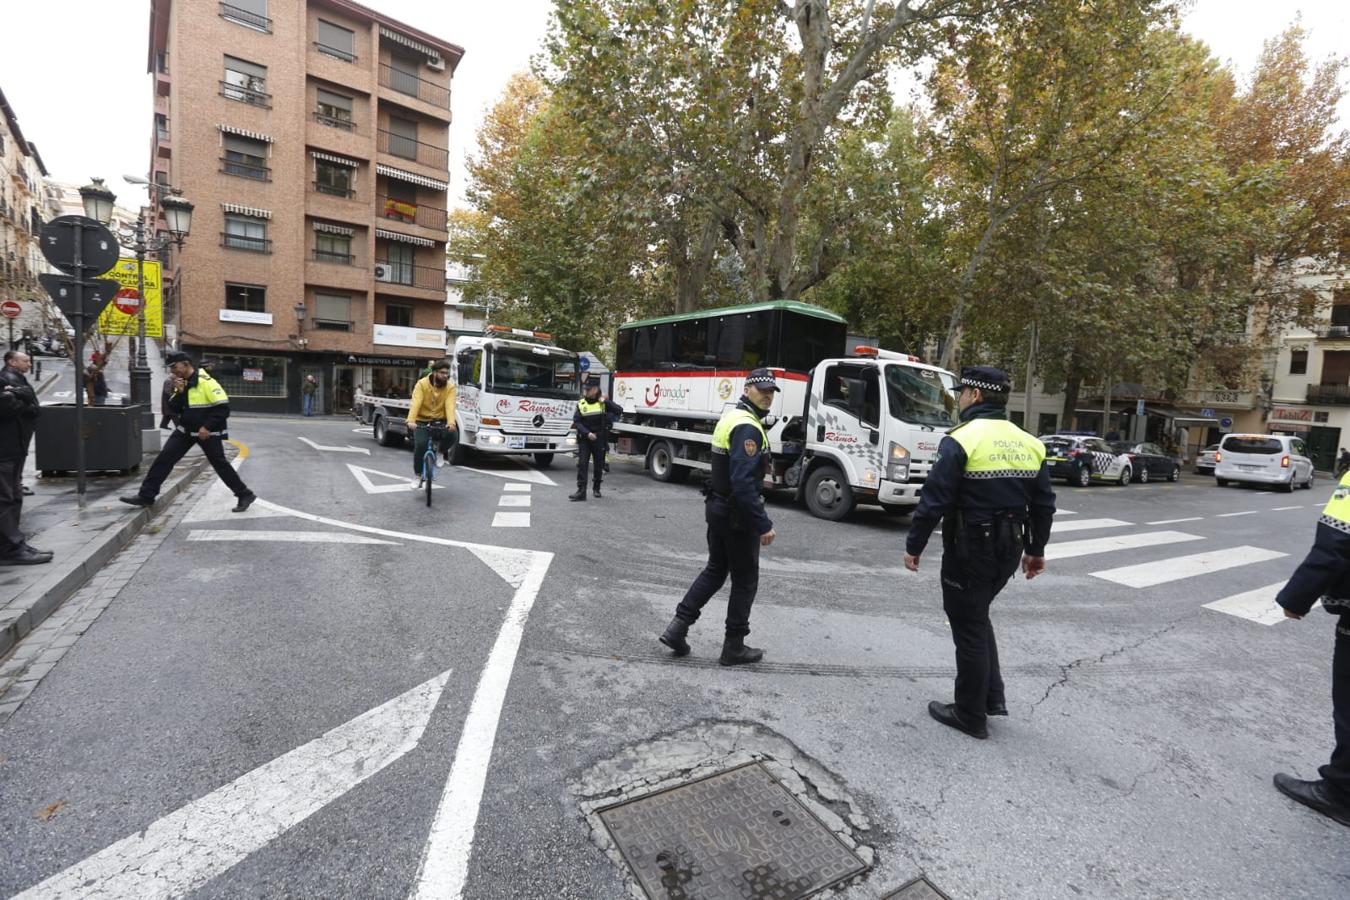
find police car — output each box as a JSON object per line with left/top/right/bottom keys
{"left": 1039, "top": 433, "right": 1135, "bottom": 487}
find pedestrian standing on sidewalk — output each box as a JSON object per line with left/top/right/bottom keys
{"left": 1271, "top": 470, "right": 1350, "bottom": 828}
{"left": 0, "top": 351, "right": 51, "bottom": 565}
{"left": 120, "top": 351, "right": 256, "bottom": 513}
{"left": 301, "top": 374, "right": 318, "bottom": 417}
{"left": 903, "top": 366, "right": 1056, "bottom": 739}
{"left": 570, "top": 379, "right": 621, "bottom": 501}
{"left": 159, "top": 373, "right": 178, "bottom": 430}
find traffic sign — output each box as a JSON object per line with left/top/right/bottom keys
{"left": 1220, "top": 416, "right": 1234, "bottom": 432}
{"left": 112, "top": 287, "right": 142, "bottom": 317}
{"left": 1200, "top": 407, "right": 1215, "bottom": 418}
{"left": 38, "top": 273, "right": 121, "bottom": 327}
{"left": 0, "top": 300, "right": 20, "bottom": 319}
{"left": 39, "top": 216, "right": 119, "bottom": 277}
{"left": 579, "top": 355, "right": 590, "bottom": 372}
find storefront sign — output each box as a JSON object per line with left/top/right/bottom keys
{"left": 346, "top": 354, "right": 427, "bottom": 366}
{"left": 242, "top": 368, "right": 264, "bottom": 382}
{"left": 373, "top": 324, "right": 446, "bottom": 351}
{"left": 1270, "top": 406, "right": 1314, "bottom": 422}
{"left": 219, "top": 309, "right": 274, "bottom": 326}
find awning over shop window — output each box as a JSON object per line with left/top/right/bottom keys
{"left": 375, "top": 228, "right": 436, "bottom": 247}
{"left": 376, "top": 164, "right": 447, "bottom": 191}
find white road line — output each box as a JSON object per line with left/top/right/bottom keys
{"left": 297, "top": 436, "right": 370, "bottom": 454}
{"left": 1204, "top": 581, "right": 1298, "bottom": 625}
{"left": 1092, "top": 546, "right": 1288, "bottom": 588}
{"left": 1270, "top": 505, "right": 1304, "bottom": 511}
{"left": 503, "top": 483, "right": 532, "bottom": 492}
{"left": 1049, "top": 518, "right": 1131, "bottom": 534}
{"left": 456, "top": 464, "right": 557, "bottom": 486}
{"left": 1056, "top": 509, "right": 1077, "bottom": 516}
{"left": 497, "top": 495, "right": 530, "bottom": 508}
{"left": 348, "top": 463, "right": 443, "bottom": 494}
{"left": 186, "top": 530, "right": 395, "bottom": 545}
{"left": 1145, "top": 517, "right": 1202, "bottom": 525}
{"left": 14, "top": 671, "right": 451, "bottom": 900}
{"left": 491, "top": 512, "right": 531, "bottom": 528}
{"left": 410, "top": 551, "right": 552, "bottom": 900}
{"left": 1048, "top": 531, "right": 1203, "bottom": 560}
{"left": 1216, "top": 510, "right": 1258, "bottom": 518}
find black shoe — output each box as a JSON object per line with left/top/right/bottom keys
{"left": 1274, "top": 773, "right": 1350, "bottom": 827}
{"left": 0, "top": 546, "right": 53, "bottom": 566}
{"left": 569, "top": 489, "right": 587, "bottom": 501}
{"left": 659, "top": 617, "right": 691, "bottom": 657}
{"left": 593, "top": 486, "right": 602, "bottom": 498}
{"left": 232, "top": 493, "right": 256, "bottom": 513}
{"left": 603, "top": 464, "right": 610, "bottom": 473}
{"left": 988, "top": 701, "right": 1009, "bottom": 717}
{"left": 928, "top": 701, "right": 988, "bottom": 739}
{"left": 119, "top": 495, "right": 153, "bottom": 508}
{"left": 719, "top": 635, "right": 763, "bottom": 666}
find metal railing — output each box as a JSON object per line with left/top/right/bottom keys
{"left": 312, "top": 180, "right": 356, "bottom": 199}
{"left": 378, "top": 129, "right": 448, "bottom": 168}
{"left": 220, "top": 80, "right": 271, "bottom": 108}
{"left": 220, "top": 157, "right": 271, "bottom": 181}
{"left": 312, "top": 249, "right": 357, "bottom": 266}
{"left": 376, "top": 260, "right": 445, "bottom": 291}
{"left": 156, "top": 122, "right": 170, "bottom": 142}
{"left": 1307, "top": 385, "right": 1350, "bottom": 404}
{"left": 313, "top": 41, "right": 356, "bottom": 63}
{"left": 313, "top": 110, "right": 356, "bottom": 131}
{"left": 1314, "top": 325, "right": 1350, "bottom": 339}
{"left": 220, "top": 2, "right": 271, "bottom": 32}
{"left": 378, "top": 63, "right": 450, "bottom": 108}
{"left": 376, "top": 194, "right": 447, "bottom": 232}
{"left": 220, "top": 232, "right": 272, "bottom": 253}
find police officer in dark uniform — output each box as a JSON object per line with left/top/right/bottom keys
{"left": 660, "top": 368, "right": 779, "bottom": 666}
{"left": 904, "top": 365, "right": 1056, "bottom": 739}
{"left": 1272, "top": 470, "right": 1350, "bottom": 827}
{"left": 570, "top": 378, "right": 622, "bottom": 501}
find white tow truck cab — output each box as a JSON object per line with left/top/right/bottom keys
{"left": 354, "top": 325, "right": 580, "bottom": 468}
{"left": 610, "top": 301, "right": 959, "bottom": 520}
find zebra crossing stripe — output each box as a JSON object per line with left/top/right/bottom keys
{"left": 1092, "top": 546, "right": 1287, "bottom": 588}
{"left": 1048, "top": 530, "right": 1202, "bottom": 560}
{"left": 1203, "top": 582, "right": 1295, "bottom": 625}
{"left": 1049, "top": 518, "right": 1131, "bottom": 534}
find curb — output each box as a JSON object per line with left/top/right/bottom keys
{"left": 0, "top": 457, "right": 209, "bottom": 659}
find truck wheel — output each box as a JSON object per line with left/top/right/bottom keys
{"left": 805, "top": 465, "right": 855, "bottom": 521}
{"left": 534, "top": 453, "right": 554, "bottom": 468}
{"left": 1216, "top": 478, "right": 1228, "bottom": 487}
{"left": 374, "top": 416, "right": 400, "bottom": 447}
{"left": 450, "top": 440, "right": 469, "bottom": 466}
{"left": 647, "top": 441, "right": 688, "bottom": 483}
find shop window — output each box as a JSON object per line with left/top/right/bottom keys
{"left": 211, "top": 354, "right": 287, "bottom": 398}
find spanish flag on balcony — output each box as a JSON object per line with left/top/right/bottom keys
{"left": 383, "top": 198, "right": 417, "bottom": 222}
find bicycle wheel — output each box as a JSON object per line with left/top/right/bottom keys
{"left": 424, "top": 450, "right": 435, "bottom": 507}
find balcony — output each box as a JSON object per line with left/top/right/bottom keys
{"left": 377, "top": 194, "right": 447, "bottom": 233}
{"left": 376, "top": 261, "right": 445, "bottom": 292}
{"left": 220, "top": 81, "right": 271, "bottom": 108}
{"left": 378, "top": 129, "right": 448, "bottom": 169}
{"left": 378, "top": 63, "right": 449, "bottom": 109}
{"left": 220, "top": 157, "right": 271, "bottom": 181}
{"left": 1313, "top": 325, "right": 1350, "bottom": 340}
{"left": 313, "top": 110, "right": 356, "bottom": 132}
{"left": 312, "top": 249, "right": 357, "bottom": 266}
{"left": 155, "top": 52, "right": 171, "bottom": 96}
{"left": 220, "top": 232, "right": 272, "bottom": 254}
{"left": 313, "top": 41, "right": 357, "bottom": 63}
{"left": 219, "top": 2, "right": 271, "bottom": 33}
{"left": 1307, "top": 385, "right": 1350, "bottom": 405}
{"left": 313, "top": 180, "right": 356, "bottom": 199}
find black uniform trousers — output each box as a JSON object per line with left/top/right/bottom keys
{"left": 940, "top": 519, "right": 1023, "bottom": 724}
{"left": 0, "top": 457, "right": 27, "bottom": 553}
{"left": 675, "top": 497, "right": 760, "bottom": 637}
{"left": 1325, "top": 619, "right": 1350, "bottom": 802}
{"left": 576, "top": 438, "right": 605, "bottom": 489}
{"left": 138, "top": 430, "right": 251, "bottom": 500}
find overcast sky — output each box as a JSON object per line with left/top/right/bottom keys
{"left": 0, "top": 0, "right": 1343, "bottom": 215}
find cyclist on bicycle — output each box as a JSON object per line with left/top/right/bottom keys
{"left": 406, "top": 360, "right": 458, "bottom": 489}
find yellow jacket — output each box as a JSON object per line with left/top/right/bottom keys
{"left": 408, "top": 375, "right": 457, "bottom": 427}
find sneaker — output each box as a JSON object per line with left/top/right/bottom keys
{"left": 119, "top": 495, "right": 154, "bottom": 508}
{"left": 232, "top": 493, "right": 257, "bottom": 513}
{"left": 412, "top": 478, "right": 424, "bottom": 490}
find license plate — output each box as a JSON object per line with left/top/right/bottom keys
{"left": 1238, "top": 464, "right": 1261, "bottom": 471}
{"left": 508, "top": 436, "right": 526, "bottom": 450}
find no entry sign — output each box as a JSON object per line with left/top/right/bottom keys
{"left": 0, "top": 300, "right": 21, "bottom": 319}
{"left": 112, "top": 287, "right": 142, "bottom": 316}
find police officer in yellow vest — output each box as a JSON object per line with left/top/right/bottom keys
{"left": 570, "top": 378, "right": 622, "bottom": 501}
{"left": 904, "top": 365, "right": 1056, "bottom": 739}
{"left": 122, "top": 351, "right": 256, "bottom": 513}
{"left": 1272, "top": 471, "right": 1350, "bottom": 827}
{"left": 660, "top": 368, "right": 779, "bottom": 666}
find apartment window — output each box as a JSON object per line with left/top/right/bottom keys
{"left": 221, "top": 134, "right": 270, "bottom": 180}
{"left": 155, "top": 114, "right": 169, "bottom": 142}
{"left": 1037, "top": 412, "right": 1058, "bottom": 435}
{"left": 222, "top": 56, "right": 269, "bottom": 107}
{"left": 316, "top": 19, "right": 356, "bottom": 61}
{"left": 1291, "top": 349, "right": 1308, "bottom": 375}
{"left": 225, "top": 283, "right": 266, "bottom": 313}
{"left": 222, "top": 214, "right": 270, "bottom": 253}
{"left": 387, "top": 52, "right": 421, "bottom": 96}
{"left": 382, "top": 179, "right": 417, "bottom": 223}
{"left": 386, "top": 116, "right": 418, "bottom": 161}
{"left": 314, "top": 293, "right": 353, "bottom": 330}
{"left": 314, "top": 231, "right": 353, "bottom": 264}
{"left": 315, "top": 89, "right": 354, "bottom": 130}
{"left": 315, "top": 160, "right": 355, "bottom": 197}
{"left": 385, "top": 302, "right": 413, "bottom": 328}
{"left": 385, "top": 242, "right": 414, "bottom": 284}
{"left": 220, "top": 0, "right": 271, "bottom": 33}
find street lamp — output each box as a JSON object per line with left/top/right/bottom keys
{"left": 78, "top": 178, "right": 116, "bottom": 225}
{"left": 294, "top": 301, "right": 308, "bottom": 348}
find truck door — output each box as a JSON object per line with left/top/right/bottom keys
{"left": 813, "top": 363, "right": 884, "bottom": 487}
{"left": 456, "top": 346, "right": 483, "bottom": 436}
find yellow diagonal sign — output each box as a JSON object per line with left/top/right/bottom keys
{"left": 97, "top": 258, "right": 163, "bottom": 337}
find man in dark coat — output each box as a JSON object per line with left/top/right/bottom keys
{"left": 0, "top": 351, "right": 51, "bottom": 564}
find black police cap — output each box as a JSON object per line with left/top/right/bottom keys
{"left": 959, "top": 365, "right": 1011, "bottom": 394}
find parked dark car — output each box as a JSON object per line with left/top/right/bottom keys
{"left": 1109, "top": 441, "right": 1182, "bottom": 483}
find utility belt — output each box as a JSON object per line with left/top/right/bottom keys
{"left": 942, "top": 509, "right": 1028, "bottom": 561}
{"left": 174, "top": 425, "right": 226, "bottom": 439}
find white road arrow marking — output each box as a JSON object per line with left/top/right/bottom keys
{"left": 348, "top": 463, "right": 442, "bottom": 494}
{"left": 298, "top": 436, "right": 370, "bottom": 454}
{"left": 186, "top": 529, "right": 396, "bottom": 545}
{"left": 13, "top": 670, "right": 452, "bottom": 900}
{"left": 455, "top": 462, "right": 557, "bottom": 486}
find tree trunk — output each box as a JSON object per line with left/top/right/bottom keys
{"left": 1061, "top": 372, "right": 1082, "bottom": 431}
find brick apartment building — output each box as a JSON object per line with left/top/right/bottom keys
{"left": 147, "top": 0, "right": 462, "bottom": 414}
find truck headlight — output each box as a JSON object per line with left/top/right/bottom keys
{"left": 565, "top": 433, "right": 577, "bottom": 446}
{"left": 888, "top": 442, "right": 910, "bottom": 481}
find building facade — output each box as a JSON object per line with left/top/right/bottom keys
{"left": 148, "top": 0, "right": 463, "bottom": 413}
{"left": 0, "top": 88, "right": 63, "bottom": 346}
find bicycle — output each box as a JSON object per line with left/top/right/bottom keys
{"left": 417, "top": 421, "right": 455, "bottom": 507}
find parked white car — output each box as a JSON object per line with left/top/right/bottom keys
{"left": 1194, "top": 444, "right": 1219, "bottom": 474}
{"left": 1214, "top": 434, "right": 1315, "bottom": 492}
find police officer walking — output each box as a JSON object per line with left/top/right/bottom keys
{"left": 1271, "top": 471, "right": 1350, "bottom": 827}
{"left": 570, "top": 379, "right": 621, "bottom": 501}
{"left": 660, "top": 368, "right": 779, "bottom": 665}
{"left": 903, "top": 366, "right": 1055, "bottom": 739}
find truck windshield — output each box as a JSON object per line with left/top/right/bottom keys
{"left": 885, "top": 364, "right": 958, "bottom": 428}
{"left": 487, "top": 346, "right": 581, "bottom": 399}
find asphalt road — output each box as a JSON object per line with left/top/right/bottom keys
{"left": 1, "top": 414, "right": 1346, "bottom": 899}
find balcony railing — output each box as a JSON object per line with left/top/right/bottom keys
{"left": 1313, "top": 325, "right": 1350, "bottom": 340}
{"left": 313, "top": 180, "right": 356, "bottom": 199}
{"left": 378, "top": 129, "right": 448, "bottom": 168}
{"left": 312, "top": 249, "right": 357, "bottom": 266}
{"left": 220, "top": 80, "right": 271, "bottom": 108}
{"left": 377, "top": 195, "right": 448, "bottom": 232}
{"left": 156, "top": 123, "right": 170, "bottom": 142}
{"left": 313, "top": 110, "right": 356, "bottom": 131}
{"left": 376, "top": 260, "right": 445, "bottom": 291}
{"left": 220, "top": 157, "right": 271, "bottom": 181}
{"left": 378, "top": 63, "right": 450, "bottom": 108}
{"left": 220, "top": 232, "right": 272, "bottom": 254}
{"left": 1307, "top": 385, "right": 1350, "bottom": 405}
{"left": 220, "top": 2, "right": 272, "bottom": 32}
{"left": 313, "top": 41, "right": 357, "bottom": 63}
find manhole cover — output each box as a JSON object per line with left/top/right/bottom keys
{"left": 597, "top": 761, "right": 868, "bottom": 900}
{"left": 882, "top": 876, "right": 953, "bottom": 899}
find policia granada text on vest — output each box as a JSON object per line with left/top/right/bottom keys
{"left": 904, "top": 365, "right": 1056, "bottom": 740}
{"left": 121, "top": 351, "right": 256, "bottom": 513}
{"left": 660, "top": 368, "right": 780, "bottom": 666}
{"left": 570, "top": 380, "right": 622, "bottom": 500}
{"left": 1271, "top": 469, "right": 1350, "bottom": 827}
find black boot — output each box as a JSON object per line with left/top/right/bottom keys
{"left": 593, "top": 485, "right": 602, "bottom": 498}
{"left": 927, "top": 700, "right": 988, "bottom": 739}
{"left": 569, "top": 489, "right": 587, "bottom": 501}
{"left": 659, "top": 617, "right": 691, "bottom": 657}
{"left": 719, "top": 634, "right": 763, "bottom": 666}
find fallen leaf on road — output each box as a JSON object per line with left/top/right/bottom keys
{"left": 36, "top": 800, "right": 67, "bottom": 821}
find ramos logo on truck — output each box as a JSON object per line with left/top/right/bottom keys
{"left": 824, "top": 431, "right": 860, "bottom": 444}
{"left": 495, "top": 398, "right": 570, "bottom": 416}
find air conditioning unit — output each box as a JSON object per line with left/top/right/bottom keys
{"left": 374, "top": 264, "right": 393, "bottom": 283}
{"left": 427, "top": 56, "right": 445, "bottom": 72}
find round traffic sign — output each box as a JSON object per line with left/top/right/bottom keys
{"left": 112, "top": 287, "right": 142, "bottom": 316}
{"left": 579, "top": 355, "right": 590, "bottom": 372}
{"left": 0, "top": 300, "right": 21, "bottom": 319}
